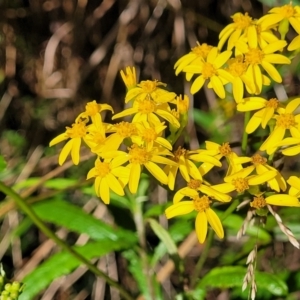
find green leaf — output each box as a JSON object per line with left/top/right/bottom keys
{"left": 0, "top": 155, "right": 7, "bottom": 172}
{"left": 148, "top": 218, "right": 177, "bottom": 255}
{"left": 19, "top": 240, "right": 128, "bottom": 300}
{"left": 198, "top": 266, "right": 288, "bottom": 296}
{"left": 33, "top": 198, "right": 137, "bottom": 244}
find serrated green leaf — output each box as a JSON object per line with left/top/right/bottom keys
{"left": 198, "top": 266, "right": 288, "bottom": 296}
{"left": 33, "top": 198, "right": 137, "bottom": 244}
{"left": 148, "top": 218, "right": 177, "bottom": 255}
{"left": 19, "top": 240, "right": 128, "bottom": 300}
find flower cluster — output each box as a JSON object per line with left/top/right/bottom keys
{"left": 50, "top": 3, "right": 300, "bottom": 245}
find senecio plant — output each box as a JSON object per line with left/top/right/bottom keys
{"left": 49, "top": 3, "right": 300, "bottom": 300}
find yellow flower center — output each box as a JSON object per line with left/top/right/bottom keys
{"left": 251, "top": 153, "right": 267, "bottom": 166}
{"left": 115, "top": 122, "right": 137, "bottom": 138}
{"left": 174, "top": 146, "right": 187, "bottom": 162}
{"left": 191, "top": 43, "right": 213, "bottom": 59}
{"left": 202, "top": 62, "right": 217, "bottom": 79}
{"left": 94, "top": 160, "right": 111, "bottom": 177}
{"left": 250, "top": 195, "right": 266, "bottom": 209}
{"left": 89, "top": 132, "right": 106, "bottom": 145}
{"left": 85, "top": 101, "right": 100, "bottom": 116}
{"left": 227, "top": 56, "right": 248, "bottom": 77}
{"left": 193, "top": 195, "right": 211, "bottom": 212}
{"left": 128, "top": 144, "right": 151, "bottom": 164}
{"left": 232, "top": 177, "right": 249, "bottom": 193}
{"left": 141, "top": 128, "right": 157, "bottom": 143}
{"left": 66, "top": 121, "right": 87, "bottom": 138}
{"left": 219, "top": 142, "right": 232, "bottom": 156}
{"left": 276, "top": 113, "right": 296, "bottom": 129}
{"left": 245, "top": 48, "right": 264, "bottom": 65}
{"left": 232, "top": 12, "right": 253, "bottom": 29}
{"left": 279, "top": 4, "right": 296, "bottom": 18}
{"left": 188, "top": 179, "right": 202, "bottom": 189}
{"left": 266, "top": 98, "right": 279, "bottom": 108}
{"left": 137, "top": 99, "right": 156, "bottom": 114}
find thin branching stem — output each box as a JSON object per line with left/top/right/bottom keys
{"left": 242, "top": 111, "right": 251, "bottom": 155}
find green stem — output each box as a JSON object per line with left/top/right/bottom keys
{"left": 241, "top": 111, "right": 251, "bottom": 155}
{"left": 128, "top": 191, "right": 156, "bottom": 300}
{"left": 0, "top": 181, "right": 134, "bottom": 300}
{"left": 190, "top": 199, "right": 240, "bottom": 288}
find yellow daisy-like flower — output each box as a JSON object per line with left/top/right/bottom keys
{"left": 235, "top": 39, "right": 290, "bottom": 94}
{"left": 182, "top": 47, "right": 233, "bottom": 97}
{"left": 132, "top": 121, "right": 172, "bottom": 151}
{"left": 218, "top": 12, "right": 255, "bottom": 50}
{"left": 164, "top": 146, "right": 221, "bottom": 190}
{"left": 125, "top": 80, "right": 176, "bottom": 104}
{"left": 102, "top": 121, "right": 138, "bottom": 151}
{"left": 49, "top": 119, "right": 88, "bottom": 165}
{"left": 260, "top": 98, "right": 300, "bottom": 154}
{"left": 199, "top": 141, "right": 242, "bottom": 176}
{"left": 165, "top": 195, "right": 224, "bottom": 243}
{"left": 87, "top": 158, "right": 130, "bottom": 204}
{"left": 237, "top": 97, "right": 280, "bottom": 134}
{"left": 174, "top": 42, "right": 213, "bottom": 75}
{"left": 258, "top": 4, "right": 300, "bottom": 36}
{"left": 173, "top": 179, "right": 232, "bottom": 203}
{"left": 112, "top": 98, "right": 180, "bottom": 128}
{"left": 101, "top": 144, "right": 176, "bottom": 194}
{"left": 77, "top": 100, "right": 114, "bottom": 128}
{"left": 214, "top": 168, "right": 277, "bottom": 194}
{"left": 231, "top": 153, "right": 286, "bottom": 192}
{"left": 250, "top": 193, "right": 300, "bottom": 209}
{"left": 120, "top": 66, "right": 137, "bottom": 90}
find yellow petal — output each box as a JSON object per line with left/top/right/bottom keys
{"left": 206, "top": 208, "right": 224, "bottom": 239}
{"left": 49, "top": 133, "right": 68, "bottom": 147}
{"left": 266, "top": 194, "right": 300, "bottom": 207}
{"left": 210, "top": 75, "right": 225, "bottom": 98}
{"left": 145, "top": 161, "right": 168, "bottom": 184}
{"left": 191, "top": 76, "right": 205, "bottom": 94}
{"left": 129, "top": 163, "right": 141, "bottom": 194}
{"left": 71, "top": 138, "right": 81, "bottom": 165}
{"left": 261, "top": 61, "right": 282, "bottom": 83}
{"left": 248, "top": 171, "right": 277, "bottom": 185}
{"left": 165, "top": 201, "right": 194, "bottom": 219}
{"left": 195, "top": 211, "right": 208, "bottom": 243}
{"left": 100, "top": 178, "right": 110, "bottom": 204}
{"left": 107, "top": 173, "right": 125, "bottom": 196}
{"left": 58, "top": 139, "right": 73, "bottom": 165}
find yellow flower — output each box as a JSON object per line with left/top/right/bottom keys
{"left": 218, "top": 12, "right": 255, "bottom": 50}
{"left": 120, "top": 66, "right": 137, "bottom": 90}
{"left": 182, "top": 48, "right": 233, "bottom": 97}
{"left": 250, "top": 193, "right": 300, "bottom": 208}
{"left": 174, "top": 42, "right": 213, "bottom": 75}
{"left": 258, "top": 4, "right": 300, "bottom": 36}
{"left": 199, "top": 141, "right": 242, "bottom": 176}
{"left": 103, "top": 122, "right": 138, "bottom": 151}
{"left": 165, "top": 195, "right": 224, "bottom": 243}
{"left": 112, "top": 98, "right": 180, "bottom": 128}
{"left": 101, "top": 144, "right": 176, "bottom": 194}
{"left": 87, "top": 158, "right": 130, "bottom": 204}
{"left": 49, "top": 119, "right": 88, "bottom": 165}
{"left": 125, "top": 80, "right": 176, "bottom": 104}
{"left": 173, "top": 179, "right": 232, "bottom": 203}
{"left": 171, "top": 94, "right": 190, "bottom": 115}
{"left": 214, "top": 168, "right": 277, "bottom": 194}
{"left": 84, "top": 122, "right": 108, "bottom": 153}
{"left": 260, "top": 98, "right": 300, "bottom": 154}
{"left": 77, "top": 100, "right": 114, "bottom": 127}
{"left": 164, "top": 146, "right": 221, "bottom": 190}
{"left": 237, "top": 97, "right": 280, "bottom": 133}
{"left": 232, "top": 154, "right": 286, "bottom": 192}
{"left": 235, "top": 39, "right": 290, "bottom": 94}
{"left": 132, "top": 121, "right": 172, "bottom": 151}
